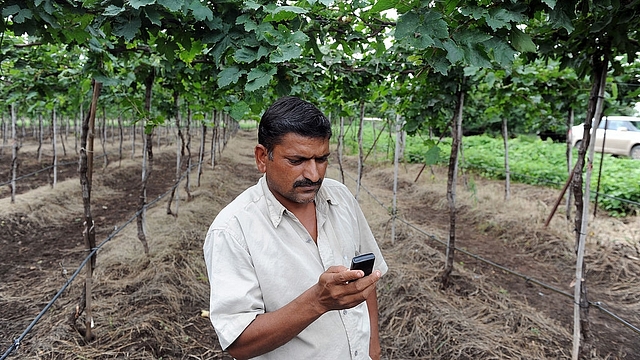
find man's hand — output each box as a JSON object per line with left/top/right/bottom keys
{"left": 311, "top": 266, "right": 382, "bottom": 314}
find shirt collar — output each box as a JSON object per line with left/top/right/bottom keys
{"left": 259, "top": 175, "right": 338, "bottom": 228}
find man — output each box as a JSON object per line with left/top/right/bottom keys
{"left": 203, "top": 96, "right": 388, "bottom": 360}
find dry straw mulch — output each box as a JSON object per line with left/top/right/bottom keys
{"left": 4, "top": 130, "right": 639, "bottom": 359}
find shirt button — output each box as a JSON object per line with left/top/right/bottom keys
{"left": 354, "top": 350, "right": 358, "bottom": 356}
{"left": 343, "top": 310, "right": 347, "bottom": 315}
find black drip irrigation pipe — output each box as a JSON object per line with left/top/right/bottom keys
{"left": 339, "top": 165, "right": 640, "bottom": 338}
{"left": 0, "top": 161, "right": 200, "bottom": 359}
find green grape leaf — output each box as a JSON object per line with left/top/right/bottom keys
{"left": 14, "top": 8, "right": 33, "bottom": 23}
{"left": 442, "top": 39, "right": 463, "bottom": 64}
{"left": 369, "top": 0, "right": 398, "bottom": 13}
{"left": 2, "top": 4, "right": 20, "bottom": 17}
{"left": 234, "top": 47, "right": 257, "bottom": 63}
{"left": 483, "top": 37, "right": 517, "bottom": 67}
{"left": 113, "top": 18, "right": 141, "bottom": 41}
{"left": 395, "top": 11, "right": 418, "bottom": 40}
{"left": 486, "top": 8, "right": 524, "bottom": 31}
{"left": 245, "top": 66, "right": 277, "bottom": 92}
{"left": 130, "top": 0, "right": 156, "bottom": 10}
{"left": 179, "top": 41, "right": 203, "bottom": 63}
{"left": 157, "top": 0, "right": 182, "bottom": 12}
{"left": 189, "top": 0, "right": 213, "bottom": 21}
{"left": 145, "top": 7, "right": 162, "bottom": 26}
{"left": 270, "top": 43, "right": 302, "bottom": 63}
{"left": 264, "top": 6, "right": 307, "bottom": 22}
{"left": 230, "top": 101, "right": 250, "bottom": 120}
{"left": 424, "top": 145, "right": 442, "bottom": 165}
{"left": 217, "top": 66, "right": 245, "bottom": 88}
{"left": 510, "top": 27, "right": 536, "bottom": 53}
{"left": 103, "top": 5, "right": 125, "bottom": 16}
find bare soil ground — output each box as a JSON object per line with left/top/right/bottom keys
{"left": 1, "top": 130, "right": 639, "bottom": 359}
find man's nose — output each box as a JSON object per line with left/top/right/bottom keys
{"left": 303, "top": 160, "right": 321, "bottom": 182}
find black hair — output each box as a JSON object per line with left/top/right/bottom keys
{"left": 258, "top": 96, "right": 332, "bottom": 158}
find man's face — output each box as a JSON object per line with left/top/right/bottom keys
{"left": 255, "top": 133, "right": 330, "bottom": 209}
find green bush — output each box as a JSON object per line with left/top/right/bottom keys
{"left": 336, "top": 125, "right": 640, "bottom": 216}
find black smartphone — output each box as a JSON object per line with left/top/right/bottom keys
{"left": 350, "top": 253, "right": 375, "bottom": 277}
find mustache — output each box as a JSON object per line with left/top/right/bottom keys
{"left": 293, "top": 178, "right": 323, "bottom": 188}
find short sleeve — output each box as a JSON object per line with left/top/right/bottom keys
{"left": 203, "top": 226, "right": 265, "bottom": 349}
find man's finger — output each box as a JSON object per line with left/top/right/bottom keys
{"left": 325, "top": 265, "right": 349, "bottom": 273}
{"left": 354, "top": 270, "right": 382, "bottom": 287}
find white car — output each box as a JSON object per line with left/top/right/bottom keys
{"left": 569, "top": 116, "right": 640, "bottom": 160}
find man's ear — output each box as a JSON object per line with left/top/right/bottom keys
{"left": 255, "top": 144, "right": 268, "bottom": 173}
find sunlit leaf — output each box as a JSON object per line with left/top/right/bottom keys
{"left": 103, "top": 5, "right": 125, "bottom": 16}
{"left": 369, "top": 0, "right": 398, "bottom": 13}
{"left": 130, "top": 0, "right": 156, "bottom": 10}
{"left": 190, "top": 0, "right": 213, "bottom": 21}
{"left": 157, "top": 0, "right": 182, "bottom": 12}
{"left": 179, "top": 41, "right": 203, "bottom": 63}
{"left": 264, "top": 6, "right": 307, "bottom": 22}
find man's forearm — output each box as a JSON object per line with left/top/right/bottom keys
{"left": 226, "top": 287, "right": 325, "bottom": 360}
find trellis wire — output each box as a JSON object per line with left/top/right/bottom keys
{"left": 0, "top": 155, "right": 106, "bottom": 187}
{"left": 341, "top": 167, "right": 640, "bottom": 337}
{"left": 2, "top": 140, "right": 638, "bottom": 358}
{"left": 0, "top": 161, "right": 199, "bottom": 360}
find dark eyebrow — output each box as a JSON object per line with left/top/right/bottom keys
{"left": 288, "top": 153, "right": 330, "bottom": 161}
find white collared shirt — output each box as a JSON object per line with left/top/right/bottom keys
{"left": 203, "top": 176, "right": 388, "bottom": 359}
